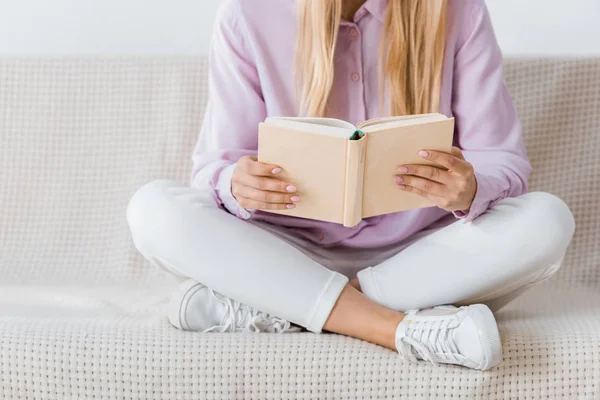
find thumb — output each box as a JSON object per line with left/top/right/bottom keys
{"left": 450, "top": 146, "right": 466, "bottom": 160}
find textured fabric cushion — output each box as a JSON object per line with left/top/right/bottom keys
{"left": 506, "top": 58, "right": 600, "bottom": 290}
{"left": 0, "top": 287, "right": 598, "bottom": 399}
{"left": 0, "top": 56, "right": 599, "bottom": 399}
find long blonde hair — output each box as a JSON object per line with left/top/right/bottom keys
{"left": 296, "top": 0, "right": 447, "bottom": 117}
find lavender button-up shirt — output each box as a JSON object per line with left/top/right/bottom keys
{"left": 191, "top": 0, "right": 532, "bottom": 249}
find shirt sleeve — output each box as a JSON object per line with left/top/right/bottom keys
{"left": 451, "top": 1, "right": 532, "bottom": 222}
{"left": 190, "top": 2, "right": 262, "bottom": 220}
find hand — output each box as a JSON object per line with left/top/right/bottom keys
{"left": 231, "top": 156, "right": 301, "bottom": 210}
{"left": 395, "top": 147, "right": 477, "bottom": 212}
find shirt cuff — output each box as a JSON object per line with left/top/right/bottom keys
{"left": 215, "top": 163, "right": 253, "bottom": 220}
{"left": 452, "top": 171, "right": 495, "bottom": 223}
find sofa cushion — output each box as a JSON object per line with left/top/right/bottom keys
{"left": 1, "top": 57, "right": 599, "bottom": 399}
{"left": 0, "top": 57, "right": 599, "bottom": 289}
{"left": 0, "top": 286, "right": 599, "bottom": 399}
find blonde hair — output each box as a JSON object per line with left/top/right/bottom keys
{"left": 296, "top": 0, "right": 447, "bottom": 117}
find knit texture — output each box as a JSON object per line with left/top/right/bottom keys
{"left": 0, "top": 56, "right": 599, "bottom": 399}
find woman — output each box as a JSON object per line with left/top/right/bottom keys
{"left": 127, "top": 0, "right": 575, "bottom": 370}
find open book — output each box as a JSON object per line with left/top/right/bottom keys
{"left": 258, "top": 113, "right": 454, "bottom": 227}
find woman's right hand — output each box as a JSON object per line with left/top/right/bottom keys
{"left": 231, "top": 156, "right": 301, "bottom": 210}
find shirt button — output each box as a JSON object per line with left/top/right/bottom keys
{"left": 351, "top": 73, "right": 360, "bottom": 82}
{"left": 350, "top": 28, "right": 359, "bottom": 37}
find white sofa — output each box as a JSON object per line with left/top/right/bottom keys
{"left": 0, "top": 56, "right": 599, "bottom": 399}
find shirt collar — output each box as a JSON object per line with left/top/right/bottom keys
{"left": 290, "top": 0, "right": 387, "bottom": 23}
{"left": 361, "top": 0, "right": 387, "bottom": 23}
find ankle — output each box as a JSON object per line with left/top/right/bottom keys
{"left": 349, "top": 278, "right": 361, "bottom": 291}
{"left": 373, "top": 309, "right": 404, "bottom": 351}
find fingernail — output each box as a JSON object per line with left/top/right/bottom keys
{"left": 419, "top": 151, "right": 429, "bottom": 158}
{"left": 290, "top": 196, "right": 301, "bottom": 202}
{"left": 271, "top": 168, "right": 282, "bottom": 174}
{"left": 286, "top": 204, "right": 296, "bottom": 209}
{"left": 395, "top": 176, "right": 404, "bottom": 183}
{"left": 398, "top": 167, "right": 408, "bottom": 173}
{"left": 397, "top": 184, "right": 406, "bottom": 189}
{"left": 286, "top": 185, "right": 297, "bottom": 193}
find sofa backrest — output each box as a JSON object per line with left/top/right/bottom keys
{"left": 0, "top": 57, "right": 598, "bottom": 288}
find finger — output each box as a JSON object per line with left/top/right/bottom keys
{"left": 233, "top": 174, "right": 297, "bottom": 193}
{"left": 247, "top": 175, "right": 297, "bottom": 193}
{"left": 242, "top": 156, "right": 283, "bottom": 177}
{"left": 237, "top": 197, "right": 295, "bottom": 211}
{"left": 419, "top": 150, "right": 471, "bottom": 176}
{"left": 450, "top": 146, "right": 466, "bottom": 161}
{"left": 395, "top": 183, "right": 451, "bottom": 209}
{"left": 233, "top": 184, "right": 301, "bottom": 204}
{"left": 397, "top": 164, "right": 451, "bottom": 184}
{"left": 395, "top": 175, "right": 447, "bottom": 197}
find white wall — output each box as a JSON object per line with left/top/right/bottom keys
{"left": 486, "top": 0, "right": 600, "bottom": 56}
{"left": 0, "top": 0, "right": 598, "bottom": 56}
{"left": 0, "top": 0, "right": 221, "bottom": 55}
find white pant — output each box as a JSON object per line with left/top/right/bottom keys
{"left": 127, "top": 180, "right": 575, "bottom": 333}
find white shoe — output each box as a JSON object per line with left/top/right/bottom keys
{"left": 168, "top": 279, "right": 299, "bottom": 333}
{"left": 395, "top": 304, "right": 502, "bottom": 370}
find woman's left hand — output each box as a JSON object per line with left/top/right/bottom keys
{"left": 395, "top": 146, "right": 477, "bottom": 212}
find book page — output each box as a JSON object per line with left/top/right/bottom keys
{"left": 258, "top": 123, "right": 348, "bottom": 224}
{"left": 362, "top": 113, "right": 448, "bottom": 133}
{"left": 362, "top": 118, "right": 455, "bottom": 218}
{"left": 358, "top": 113, "right": 442, "bottom": 130}
{"left": 265, "top": 117, "right": 356, "bottom": 138}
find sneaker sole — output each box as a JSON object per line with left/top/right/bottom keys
{"left": 469, "top": 304, "right": 502, "bottom": 370}
{"left": 167, "top": 279, "right": 205, "bottom": 331}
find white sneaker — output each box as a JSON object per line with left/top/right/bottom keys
{"left": 395, "top": 304, "right": 502, "bottom": 370}
{"left": 168, "top": 279, "right": 299, "bottom": 333}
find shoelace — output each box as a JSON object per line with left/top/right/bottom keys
{"left": 202, "top": 290, "right": 299, "bottom": 333}
{"left": 396, "top": 311, "right": 461, "bottom": 369}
